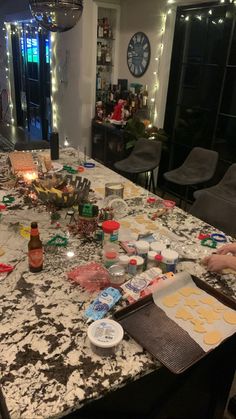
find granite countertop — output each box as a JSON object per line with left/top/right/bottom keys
{"left": 0, "top": 148, "right": 235, "bottom": 419}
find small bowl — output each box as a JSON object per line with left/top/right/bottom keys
{"left": 87, "top": 319, "right": 124, "bottom": 357}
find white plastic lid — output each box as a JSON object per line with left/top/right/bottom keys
{"left": 147, "top": 251, "right": 157, "bottom": 261}
{"left": 87, "top": 319, "right": 124, "bottom": 348}
{"left": 119, "top": 255, "right": 130, "bottom": 265}
{"left": 150, "top": 242, "right": 166, "bottom": 253}
{"left": 130, "top": 255, "right": 144, "bottom": 266}
{"left": 135, "top": 240, "right": 150, "bottom": 253}
{"left": 161, "top": 249, "right": 179, "bottom": 263}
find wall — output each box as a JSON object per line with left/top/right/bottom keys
{"left": 53, "top": 0, "right": 120, "bottom": 152}
{"left": 118, "top": 0, "right": 174, "bottom": 128}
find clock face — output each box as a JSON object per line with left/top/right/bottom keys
{"left": 127, "top": 32, "right": 151, "bottom": 77}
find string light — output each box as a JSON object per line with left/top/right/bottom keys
{"left": 4, "top": 22, "right": 15, "bottom": 125}
{"left": 50, "top": 32, "right": 58, "bottom": 130}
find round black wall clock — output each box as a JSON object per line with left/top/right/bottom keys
{"left": 127, "top": 32, "right": 151, "bottom": 77}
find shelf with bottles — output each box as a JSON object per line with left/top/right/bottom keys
{"left": 97, "top": 41, "right": 112, "bottom": 67}
{"left": 97, "top": 16, "right": 113, "bottom": 40}
{"left": 97, "top": 37, "right": 115, "bottom": 42}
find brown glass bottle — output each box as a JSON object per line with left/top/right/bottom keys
{"left": 28, "top": 222, "right": 43, "bottom": 273}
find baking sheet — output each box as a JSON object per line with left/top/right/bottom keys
{"left": 153, "top": 272, "right": 236, "bottom": 352}
{"left": 114, "top": 272, "right": 236, "bottom": 374}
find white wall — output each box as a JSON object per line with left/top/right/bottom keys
{"left": 52, "top": 0, "right": 120, "bottom": 152}
{"left": 118, "top": 0, "right": 208, "bottom": 128}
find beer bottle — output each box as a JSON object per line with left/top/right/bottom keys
{"left": 28, "top": 222, "right": 43, "bottom": 272}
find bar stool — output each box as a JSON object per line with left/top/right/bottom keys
{"left": 194, "top": 163, "right": 236, "bottom": 201}
{"left": 114, "top": 138, "right": 162, "bottom": 193}
{"left": 190, "top": 190, "right": 236, "bottom": 237}
{"left": 162, "top": 147, "right": 219, "bottom": 209}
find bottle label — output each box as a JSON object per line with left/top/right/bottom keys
{"left": 28, "top": 249, "right": 43, "bottom": 268}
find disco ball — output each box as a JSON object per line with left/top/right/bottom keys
{"left": 29, "top": 0, "right": 84, "bottom": 32}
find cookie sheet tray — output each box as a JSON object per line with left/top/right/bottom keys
{"left": 114, "top": 275, "right": 236, "bottom": 374}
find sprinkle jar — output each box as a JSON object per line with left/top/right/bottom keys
{"left": 87, "top": 319, "right": 124, "bottom": 357}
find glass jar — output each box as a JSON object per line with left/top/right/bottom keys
{"left": 103, "top": 243, "right": 119, "bottom": 268}
{"left": 147, "top": 251, "right": 157, "bottom": 269}
{"left": 102, "top": 220, "right": 120, "bottom": 244}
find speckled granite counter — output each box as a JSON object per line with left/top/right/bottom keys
{"left": 0, "top": 148, "right": 235, "bottom": 419}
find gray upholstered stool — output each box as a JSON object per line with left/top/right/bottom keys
{"left": 114, "top": 138, "right": 162, "bottom": 193}
{"left": 163, "top": 147, "right": 219, "bottom": 209}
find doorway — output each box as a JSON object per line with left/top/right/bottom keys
{"left": 11, "top": 21, "right": 51, "bottom": 141}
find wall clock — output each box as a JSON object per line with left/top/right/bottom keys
{"left": 127, "top": 32, "right": 151, "bottom": 77}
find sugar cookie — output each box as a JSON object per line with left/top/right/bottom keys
{"left": 184, "top": 298, "right": 199, "bottom": 309}
{"left": 200, "top": 296, "right": 215, "bottom": 306}
{"left": 175, "top": 307, "right": 193, "bottom": 321}
{"left": 190, "top": 318, "right": 206, "bottom": 333}
{"left": 223, "top": 310, "right": 236, "bottom": 325}
{"left": 162, "top": 294, "right": 180, "bottom": 308}
{"left": 179, "top": 287, "right": 201, "bottom": 297}
{"left": 203, "top": 331, "right": 222, "bottom": 346}
{"left": 214, "top": 304, "right": 225, "bottom": 313}
{"left": 197, "top": 307, "right": 220, "bottom": 324}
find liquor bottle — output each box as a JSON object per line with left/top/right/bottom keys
{"left": 97, "top": 42, "right": 102, "bottom": 65}
{"left": 96, "top": 72, "right": 102, "bottom": 90}
{"left": 98, "top": 19, "right": 103, "bottom": 38}
{"left": 105, "top": 46, "right": 111, "bottom": 64}
{"left": 28, "top": 222, "right": 43, "bottom": 273}
{"left": 142, "top": 85, "right": 148, "bottom": 108}
{"left": 103, "top": 17, "right": 109, "bottom": 38}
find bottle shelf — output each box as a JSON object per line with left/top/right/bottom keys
{"left": 97, "top": 37, "right": 115, "bottom": 41}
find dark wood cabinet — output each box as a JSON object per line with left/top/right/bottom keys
{"left": 91, "top": 120, "right": 128, "bottom": 169}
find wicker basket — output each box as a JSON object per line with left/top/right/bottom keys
{"left": 34, "top": 174, "right": 91, "bottom": 208}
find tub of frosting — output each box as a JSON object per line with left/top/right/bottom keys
{"left": 87, "top": 319, "right": 124, "bottom": 357}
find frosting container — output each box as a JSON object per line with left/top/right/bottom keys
{"left": 87, "top": 319, "right": 124, "bottom": 356}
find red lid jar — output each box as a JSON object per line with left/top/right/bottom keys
{"left": 102, "top": 220, "right": 120, "bottom": 243}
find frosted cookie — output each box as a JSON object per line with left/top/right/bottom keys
{"left": 179, "top": 287, "right": 202, "bottom": 297}
{"left": 184, "top": 298, "right": 199, "bottom": 309}
{"left": 203, "top": 330, "right": 222, "bottom": 346}
{"left": 175, "top": 307, "right": 193, "bottom": 321}
{"left": 162, "top": 294, "right": 180, "bottom": 308}
{"left": 223, "top": 310, "right": 236, "bottom": 325}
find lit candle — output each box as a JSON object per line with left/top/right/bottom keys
{"left": 24, "top": 172, "right": 38, "bottom": 183}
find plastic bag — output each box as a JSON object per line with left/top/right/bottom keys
{"left": 67, "top": 262, "right": 111, "bottom": 292}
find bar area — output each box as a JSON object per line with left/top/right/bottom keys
{"left": 0, "top": 1, "right": 236, "bottom": 419}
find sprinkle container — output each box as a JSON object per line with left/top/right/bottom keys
{"left": 87, "top": 319, "right": 124, "bottom": 357}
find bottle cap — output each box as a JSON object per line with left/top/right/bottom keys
{"left": 130, "top": 256, "right": 144, "bottom": 266}
{"left": 150, "top": 242, "right": 166, "bottom": 253}
{"left": 105, "top": 251, "right": 118, "bottom": 260}
{"left": 161, "top": 249, "right": 179, "bottom": 263}
{"left": 119, "top": 255, "right": 130, "bottom": 265}
{"left": 102, "top": 220, "right": 120, "bottom": 233}
{"left": 135, "top": 240, "right": 149, "bottom": 253}
{"left": 155, "top": 254, "right": 163, "bottom": 262}
{"left": 148, "top": 251, "right": 157, "bottom": 261}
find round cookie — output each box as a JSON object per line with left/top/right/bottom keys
{"left": 203, "top": 330, "right": 222, "bottom": 346}
{"left": 223, "top": 310, "right": 236, "bottom": 325}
